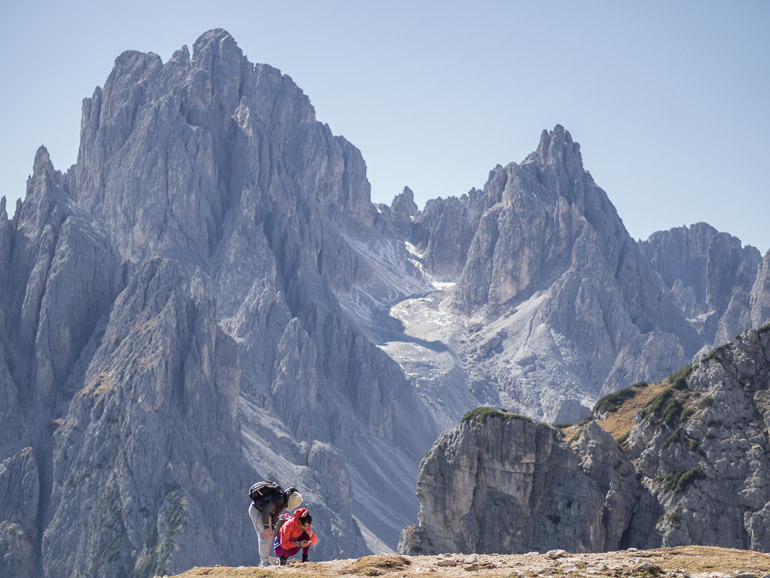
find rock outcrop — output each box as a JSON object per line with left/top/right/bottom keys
{"left": 399, "top": 413, "right": 657, "bottom": 555}
{"left": 626, "top": 326, "right": 770, "bottom": 550}
{"left": 401, "top": 326, "right": 770, "bottom": 555}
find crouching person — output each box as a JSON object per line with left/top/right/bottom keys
{"left": 274, "top": 508, "right": 318, "bottom": 564}
{"left": 248, "top": 482, "right": 302, "bottom": 567}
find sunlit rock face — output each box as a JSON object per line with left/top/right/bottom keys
{"left": 399, "top": 415, "right": 656, "bottom": 555}
{"left": 401, "top": 126, "right": 707, "bottom": 424}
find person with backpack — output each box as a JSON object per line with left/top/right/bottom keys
{"left": 247, "top": 481, "right": 302, "bottom": 567}
{"left": 274, "top": 508, "right": 317, "bottom": 565}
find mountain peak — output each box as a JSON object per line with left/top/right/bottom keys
{"left": 192, "top": 28, "right": 243, "bottom": 68}
{"left": 526, "top": 124, "right": 583, "bottom": 170}
{"left": 391, "top": 187, "right": 418, "bottom": 217}
{"left": 30, "top": 145, "right": 65, "bottom": 193}
{"left": 33, "top": 145, "right": 53, "bottom": 176}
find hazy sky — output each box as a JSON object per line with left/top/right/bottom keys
{"left": 2, "top": 1, "right": 768, "bottom": 253}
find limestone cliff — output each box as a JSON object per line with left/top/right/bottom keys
{"left": 398, "top": 413, "right": 658, "bottom": 555}
{"left": 400, "top": 325, "right": 770, "bottom": 555}
{"left": 389, "top": 126, "right": 707, "bottom": 426}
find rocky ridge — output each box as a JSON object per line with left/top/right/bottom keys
{"left": 400, "top": 325, "right": 770, "bottom": 556}
{"left": 173, "top": 547, "right": 770, "bottom": 577}
{"left": 640, "top": 223, "right": 763, "bottom": 349}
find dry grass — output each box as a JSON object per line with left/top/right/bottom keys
{"left": 651, "top": 546, "right": 770, "bottom": 575}
{"left": 172, "top": 546, "right": 770, "bottom": 577}
{"left": 559, "top": 380, "right": 671, "bottom": 444}
{"left": 351, "top": 554, "right": 412, "bottom": 575}
{"left": 596, "top": 380, "right": 670, "bottom": 440}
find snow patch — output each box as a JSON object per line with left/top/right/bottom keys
{"left": 403, "top": 242, "right": 457, "bottom": 292}
{"left": 404, "top": 241, "right": 425, "bottom": 260}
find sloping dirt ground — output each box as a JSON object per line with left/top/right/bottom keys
{"left": 173, "top": 546, "right": 770, "bottom": 577}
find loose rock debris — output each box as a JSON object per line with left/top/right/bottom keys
{"left": 173, "top": 546, "right": 770, "bottom": 577}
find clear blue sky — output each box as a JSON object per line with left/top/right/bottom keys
{"left": 2, "top": 0, "right": 769, "bottom": 253}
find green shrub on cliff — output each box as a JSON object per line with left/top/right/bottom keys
{"left": 461, "top": 407, "right": 533, "bottom": 424}
{"left": 593, "top": 385, "right": 638, "bottom": 415}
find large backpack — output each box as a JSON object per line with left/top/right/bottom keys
{"left": 249, "top": 481, "right": 282, "bottom": 502}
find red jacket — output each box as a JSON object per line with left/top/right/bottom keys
{"left": 279, "top": 508, "right": 318, "bottom": 549}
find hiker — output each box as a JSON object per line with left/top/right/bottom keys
{"left": 248, "top": 481, "right": 302, "bottom": 567}
{"left": 274, "top": 508, "right": 317, "bottom": 564}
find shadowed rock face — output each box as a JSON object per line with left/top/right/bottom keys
{"left": 1, "top": 28, "right": 769, "bottom": 577}
{"left": 401, "top": 327, "right": 770, "bottom": 556}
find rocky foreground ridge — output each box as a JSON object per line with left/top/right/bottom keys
{"left": 400, "top": 325, "right": 770, "bottom": 555}
{"left": 1, "top": 28, "right": 769, "bottom": 577}
{"left": 172, "top": 547, "right": 770, "bottom": 577}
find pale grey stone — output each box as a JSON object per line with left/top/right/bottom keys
{"left": 640, "top": 224, "right": 765, "bottom": 347}
{"left": 399, "top": 416, "right": 657, "bottom": 555}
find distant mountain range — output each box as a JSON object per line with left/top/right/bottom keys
{"left": 1, "top": 29, "right": 768, "bottom": 577}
